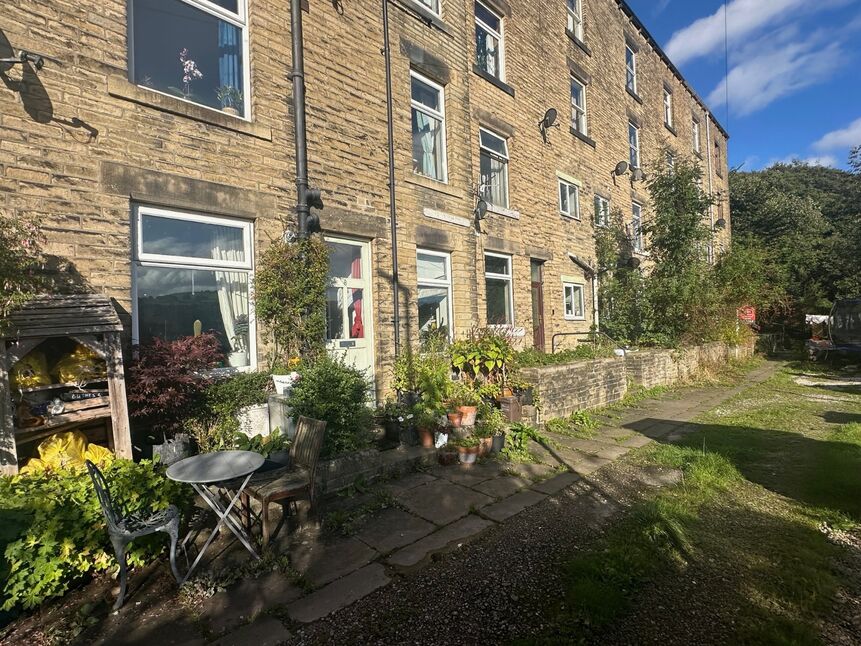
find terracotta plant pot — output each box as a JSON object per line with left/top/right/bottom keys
{"left": 447, "top": 411, "right": 463, "bottom": 428}
{"left": 457, "top": 405, "right": 478, "bottom": 426}
{"left": 438, "top": 447, "right": 458, "bottom": 466}
{"left": 457, "top": 445, "right": 479, "bottom": 465}
{"left": 418, "top": 427, "right": 435, "bottom": 449}
{"left": 477, "top": 436, "right": 493, "bottom": 457}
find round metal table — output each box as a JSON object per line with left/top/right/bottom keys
{"left": 167, "top": 450, "right": 264, "bottom": 583}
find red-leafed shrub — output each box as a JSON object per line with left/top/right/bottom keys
{"left": 127, "top": 333, "right": 224, "bottom": 437}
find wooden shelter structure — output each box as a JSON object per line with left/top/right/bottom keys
{"left": 0, "top": 295, "right": 131, "bottom": 475}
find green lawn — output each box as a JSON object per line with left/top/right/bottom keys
{"left": 530, "top": 361, "right": 861, "bottom": 644}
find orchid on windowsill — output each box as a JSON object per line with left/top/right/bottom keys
{"left": 169, "top": 48, "right": 203, "bottom": 100}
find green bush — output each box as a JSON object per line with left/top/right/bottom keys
{"left": 288, "top": 356, "right": 374, "bottom": 457}
{"left": 515, "top": 343, "right": 615, "bottom": 368}
{"left": 0, "top": 459, "right": 189, "bottom": 610}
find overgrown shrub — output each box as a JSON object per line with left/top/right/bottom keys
{"left": 127, "top": 334, "right": 224, "bottom": 438}
{"left": 515, "top": 342, "right": 615, "bottom": 368}
{"left": 0, "top": 460, "right": 189, "bottom": 610}
{"left": 0, "top": 214, "right": 46, "bottom": 323}
{"left": 288, "top": 355, "right": 374, "bottom": 457}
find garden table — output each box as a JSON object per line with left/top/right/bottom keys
{"left": 166, "top": 450, "right": 265, "bottom": 584}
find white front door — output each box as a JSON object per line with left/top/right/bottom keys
{"left": 325, "top": 237, "right": 375, "bottom": 384}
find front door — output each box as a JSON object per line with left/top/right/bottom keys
{"left": 530, "top": 260, "right": 545, "bottom": 352}
{"left": 325, "top": 237, "right": 375, "bottom": 383}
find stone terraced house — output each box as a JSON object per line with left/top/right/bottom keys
{"left": 0, "top": 0, "right": 730, "bottom": 398}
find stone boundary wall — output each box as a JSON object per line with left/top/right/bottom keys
{"left": 521, "top": 340, "right": 756, "bottom": 420}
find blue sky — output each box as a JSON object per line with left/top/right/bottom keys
{"left": 626, "top": 0, "right": 861, "bottom": 171}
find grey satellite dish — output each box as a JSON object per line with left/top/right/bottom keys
{"left": 613, "top": 161, "right": 629, "bottom": 176}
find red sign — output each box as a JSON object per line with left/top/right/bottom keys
{"left": 738, "top": 306, "right": 756, "bottom": 324}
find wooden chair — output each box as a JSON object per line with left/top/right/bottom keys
{"left": 240, "top": 416, "right": 326, "bottom": 547}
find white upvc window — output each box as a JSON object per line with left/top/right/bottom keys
{"left": 132, "top": 204, "right": 256, "bottom": 369}
{"left": 625, "top": 44, "right": 638, "bottom": 94}
{"left": 128, "top": 0, "right": 251, "bottom": 119}
{"left": 566, "top": 0, "right": 584, "bottom": 41}
{"left": 563, "top": 282, "right": 585, "bottom": 320}
{"left": 666, "top": 151, "right": 675, "bottom": 169}
{"left": 484, "top": 252, "right": 514, "bottom": 326}
{"left": 594, "top": 195, "right": 610, "bottom": 227}
{"left": 416, "top": 249, "right": 454, "bottom": 341}
{"left": 475, "top": 0, "right": 505, "bottom": 80}
{"left": 692, "top": 118, "right": 701, "bottom": 154}
{"left": 663, "top": 88, "right": 674, "bottom": 128}
{"left": 415, "top": 0, "right": 441, "bottom": 17}
{"left": 570, "top": 75, "right": 588, "bottom": 135}
{"left": 479, "top": 127, "right": 510, "bottom": 208}
{"left": 631, "top": 201, "right": 644, "bottom": 253}
{"left": 628, "top": 121, "right": 641, "bottom": 169}
{"left": 558, "top": 178, "right": 581, "bottom": 220}
{"left": 411, "top": 71, "right": 448, "bottom": 183}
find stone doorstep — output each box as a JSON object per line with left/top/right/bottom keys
{"left": 287, "top": 563, "right": 391, "bottom": 624}
{"left": 479, "top": 489, "right": 548, "bottom": 523}
{"left": 387, "top": 514, "right": 496, "bottom": 570}
{"left": 211, "top": 616, "right": 292, "bottom": 646}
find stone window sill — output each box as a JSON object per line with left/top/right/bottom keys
{"left": 570, "top": 127, "right": 596, "bottom": 148}
{"left": 398, "top": 0, "right": 453, "bottom": 35}
{"left": 472, "top": 65, "right": 515, "bottom": 97}
{"left": 403, "top": 173, "right": 465, "bottom": 199}
{"left": 107, "top": 77, "right": 273, "bottom": 141}
{"left": 664, "top": 123, "right": 677, "bottom": 137}
{"left": 487, "top": 203, "right": 520, "bottom": 219}
{"left": 565, "top": 30, "right": 592, "bottom": 56}
{"left": 626, "top": 87, "right": 643, "bottom": 105}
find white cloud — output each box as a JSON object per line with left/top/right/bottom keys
{"left": 767, "top": 154, "right": 838, "bottom": 168}
{"left": 813, "top": 117, "right": 861, "bottom": 150}
{"left": 706, "top": 35, "right": 843, "bottom": 116}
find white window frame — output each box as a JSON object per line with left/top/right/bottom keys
{"left": 631, "top": 201, "right": 644, "bottom": 253}
{"left": 666, "top": 151, "right": 675, "bottom": 170}
{"left": 567, "top": 0, "right": 584, "bottom": 41}
{"left": 570, "top": 75, "right": 588, "bottom": 136}
{"left": 131, "top": 204, "right": 256, "bottom": 368}
{"left": 474, "top": 0, "right": 506, "bottom": 81}
{"left": 629, "top": 121, "right": 641, "bottom": 169}
{"left": 416, "top": 248, "right": 454, "bottom": 341}
{"left": 128, "top": 0, "right": 252, "bottom": 121}
{"left": 484, "top": 252, "right": 514, "bottom": 326}
{"left": 558, "top": 178, "right": 581, "bottom": 220}
{"left": 410, "top": 70, "right": 449, "bottom": 183}
{"left": 562, "top": 281, "right": 586, "bottom": 320}
{"left": 413, "top": 0, "right": 441, "bottom": 17}
{"left": 625, "top": 44, "right": 638, "bottom": 94}
{"left": 663, "top": 88, "right": 673, "bottom": 128}
{"left": 479, "top": 127, "right": 510, "bottom": 209}
{"left": 594, "top": 195, "right": 610, "bottom": 227}
{"left": 692, "top": 118, "right": 701, "bottom": 154}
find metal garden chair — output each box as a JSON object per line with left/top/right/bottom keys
{"left": 85, "top": 460, "right": 182, "bottom": 609}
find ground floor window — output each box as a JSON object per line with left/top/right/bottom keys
{"left": 417, "top": 249, "right": 453, "bottom": 341}
{"left": 132, "top": 204, "right": 254, "bottom": 368}
{"left": 562, "top": 281, "right": 585, "bottom": 320}
{"left": 485, "top": 252, "right": 513, "bottom": 325}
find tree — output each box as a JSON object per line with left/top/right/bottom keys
{"left": 0, "top": 214, "right": 46, "bottom": 321}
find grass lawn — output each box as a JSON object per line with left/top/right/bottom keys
{"left": 530, "top": 361, "right": 861, "bottom": 644}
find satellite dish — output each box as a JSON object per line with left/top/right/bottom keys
{"left": 541, "top": 108, "right": 558, "bottom": 129}
{"left": 715, "top": 217, "right": 727, "bottom": 229}
{"left": 631, "top": 167, "right": 645, "bottom": 182}
{"left": 475, "top": 198, "right": 488, "bottom": 220}
{"left": 613, "top": 161, "right": 629, "bottom": 176}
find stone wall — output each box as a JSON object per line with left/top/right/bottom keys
{"left": 521, "top": 340, "right": 755, "bottom": 420}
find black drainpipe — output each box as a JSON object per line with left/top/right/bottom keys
{"left": 381, "top": 0, "right": 401, "bottom": 357}
{"left": 290, "top": 0, "right": 310, "bottom": 238}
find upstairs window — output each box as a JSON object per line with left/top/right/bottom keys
{"left": 558, "top": 178, "right": 581, "bottom": 220}
{"left": 570, "top": 76, "right": 587, "bottom": 136}
{"left": 475, "top": 1, "right": 505, "bottom": 80}
{"left": 594, "top": 195, "right": 609, "bottom": 227}
{"left": 714, "top": 141, "right": 723, "bottom": 176}
{"left": 411, "top": 71, "right": 448, "bottom": 182}
{"left": 692, "top": 118, "right": 701, "bottom": 154}
{"left": 628, "top": 121, "right": 640, "bottom": 169}
{"left": 625, "top": 44, "right": 637, "bottom": 94}
{"left": 129, "top": 0, "right": 249, "bottom": 118}
{"left": 631, "top": 201, "right": 643, "bottom": 252}
{"left": 415, "top": 0, "right": 441, "bottom": 17}
{"left": 566, "top": 0, "right": 584, "bottom": 41}
{"left": 663, "top": 88, "right": 673, "bottom": 128}
{"left": 479, "top": 128, "right": 510, "bottom": 208}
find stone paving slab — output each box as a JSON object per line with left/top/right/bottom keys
{"left": 399, "top": 480, "right": 494, "bottom": 526}
{"left": 289, "top": 536, "right": 378, "bottom": 588}
{"left": 211, "top": 616, "right": 291, "bottom": 646}
{"left": 507, "top": 462, "right": 558, "bottom": 481}
{"left": 530, "top": 471, "right": 581, "bottom": 495}
{"left": 200, "top": 572, "right": 303, "bottom": 634}
{"left": 382, "top": 471, "right": 438, "bottom": 494}
{"left": 555, "top": 438, "right": 608, "bottom": 454}
{"left": 480, "top": 489, "right": 548, "bottom": 522}
{"left": 287, "top": 564, "right": 390, "bottom": 624}
{"left": 471, "top": 475, "right": 530, "bottom": 499}
{"left": 620, "top": 433, "right": 653, "bottom": 448}
{"left": 387, "top": 514, "right": 495, "bottom": 569}
{"left": 429, "top": 461, "right": 505, "bottom": 487}
{"left": 354, "top": 507, "right": 436, "bottom": 555}
{"left": 570, "top": 455, "right": 613, "bottom": 476}
{"left": 595, "top": 444, "right": 631, "bottom": 461}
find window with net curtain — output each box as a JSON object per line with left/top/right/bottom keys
{"left": 485, "top": 253, "right": 513, "bottom": 325}
{"left": 417, "top": 250, "right": 453, "bottom": 341}
{"left": 475, "top": 1, "right": 503, "bottom": 79}
{"left": 411, "top": 72, "right": 447, "bottom": 182}
{"left": 479, "top": 128, "right": 509, "bottom": 208}
{"left": 134, "top": 206, "right": 253, "bottom": 368}
{"left": 129, "top": 0, "right": 247, "bottom": 117}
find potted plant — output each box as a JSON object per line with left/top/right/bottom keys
{"left": 477, "top": 405, "right": 508, "bottom": 454}
{"left": 228, "top": 314, "right": 250, "bottom": 368}
{"left": 215, "top": 84, "right": 243, "bottom": 116}
{"left": 473, "top": 424, "right": 493, "bottom": 457}
{"left": 376, "top": 400, "right": 407, "bottom": 444}
{"left": 453, "top": 435, "right": 481, "bottom": 466}
{"left": 415, "top": 406, "right": 441, "bottom": 449}
{"left": 438, "top": 442, "right": 458, "bottom": 466}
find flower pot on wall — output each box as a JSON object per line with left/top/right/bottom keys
{"left": 457, "top": 406, "right": 478, "bottom": 426}
{"left": 447, "top": 412, "right": 463, "bottom": 428}
{"left": 228, "top": 351, "right": 249, "bottom": 368}
{"left": 222, "top": 106, "right": 239, "bottom": 116}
